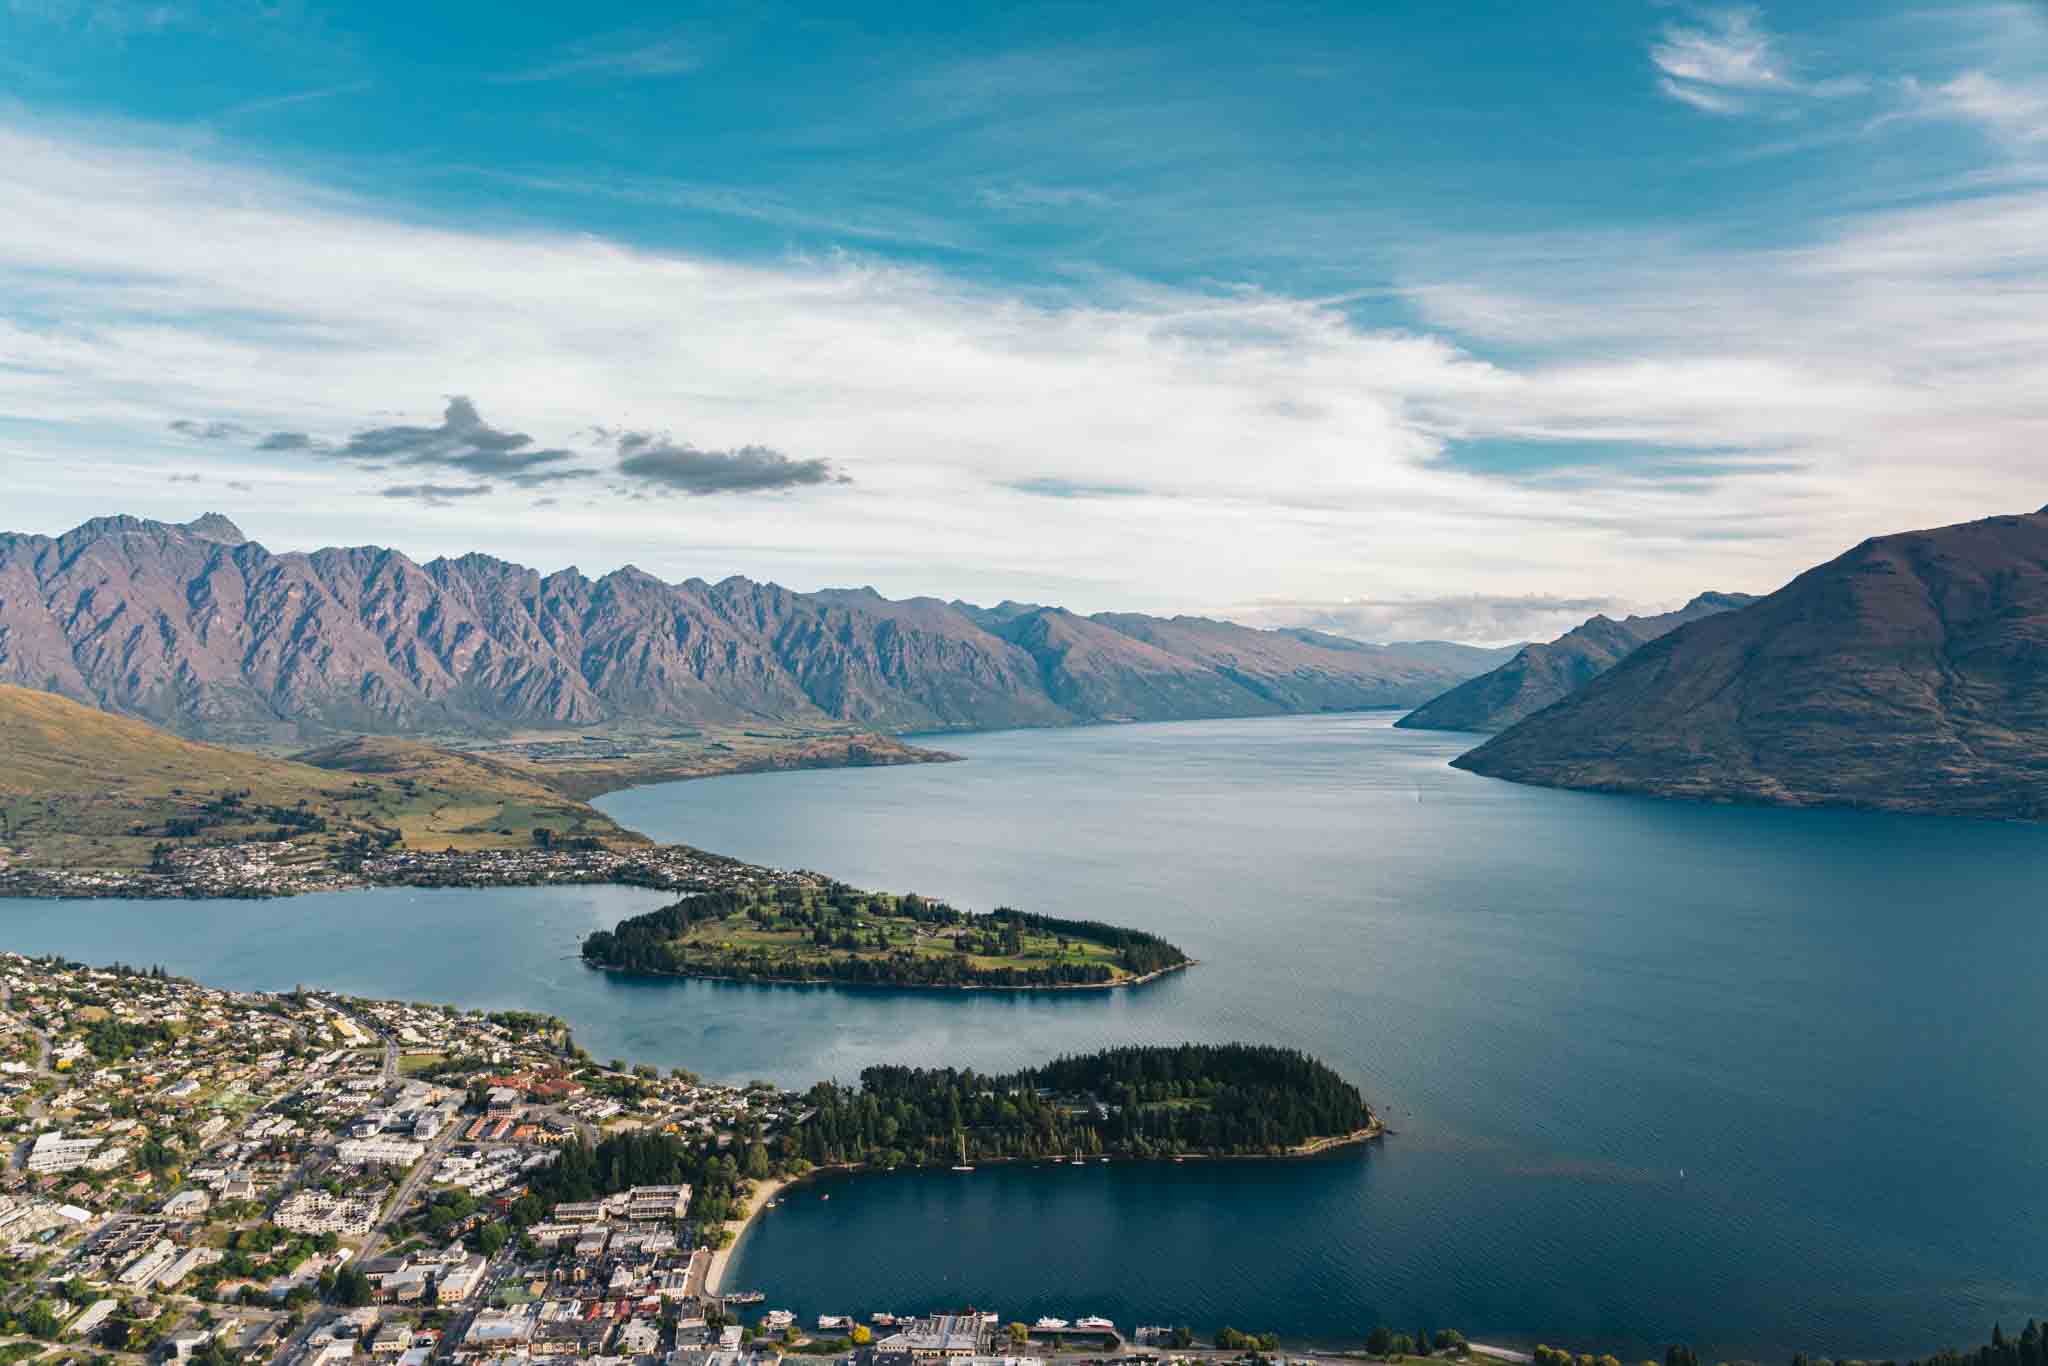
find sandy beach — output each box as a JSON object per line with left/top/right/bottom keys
{"left": 703, "top": 1173, "right": 796, "bottom": 1295}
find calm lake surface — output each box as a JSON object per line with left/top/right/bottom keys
{"left": 6, "top": 714, "right": 2047, "bottom": 1357}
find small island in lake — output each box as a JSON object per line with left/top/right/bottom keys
{"left": 581, "top": 885, "right": 1192, "bottom": 989}
{"left": 796, "top": 1043, "right": 1379, "bottom": 1163}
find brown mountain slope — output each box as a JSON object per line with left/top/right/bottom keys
{"left": 1396, "top": 592, "right": 1755, "bottom": 733}
{"left": 0, "top": 682, "right": 343, "bottom": 800}
{"left": 1088, "top": 613, "right": 1481, "bottom": 714}
{"left": 1451, "top": 509, "right": 2048, "bottom": 818}
{"left": 0, "top": 514, "right": 1501, "bottom": 741}
{"left": 0, "top": 684, "right": 632, "bottom": 867}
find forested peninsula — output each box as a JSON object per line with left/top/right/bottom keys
{"left": 795, "top": 1043, "right": 1379, "bottom": 1164}
{"left": 481, "top": 1044, "right": 1373, "bottom": 1252}
{"left": 580, "top": 884, "right": 1192, "bottom": 989}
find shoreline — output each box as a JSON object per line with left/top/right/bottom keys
{"left": 0, "top": 841, "right": 800, "bottom": 904}
{"left": 704, "top": 1173, "right": 795, "bottom": 1296}
{"left": 704, "top": 1128, "right": 1381, "bottom": 1295}
{"left": 582, "top": 956, "right": 1197, "bottom": 995}
{"left": 547, "top": 736, "right": 962, "bottom": 802}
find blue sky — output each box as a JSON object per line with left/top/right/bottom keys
{"left": 3, "top": 0, "right": 2046, "bottom": 641}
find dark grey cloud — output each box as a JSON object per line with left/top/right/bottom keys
{"left": 168, "top": 472, "right": 203, "bottom": 484}
{"left": 1004, "top": 476, "right": 1150, "bottom": 499}
{"left": 169, "top": 419, "right": 250, "bottom": 441}
{"left": 256, "top": 430, "right": 327, "bottom": 452}
{"left": 380, "top": 482, "right": 494, "bottom": 505}
{"left": 233, "top": 398, "right": 807, "bottom": 499}
{"left": 334, "top": 396, "right": 589, "bottom": 485}
{"left": 242, "top": 396, "right": 595, "bottom": 486}
{"left": 613, "top": 432, "right": 848, "bottom": 495}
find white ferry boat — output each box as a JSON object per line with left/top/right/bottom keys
{"left": 1035, "top": 1318, "right": 1070, "bottom": 1330}
{"left": 1077, "top": 1317, "right": 1115, "bottom": 1331}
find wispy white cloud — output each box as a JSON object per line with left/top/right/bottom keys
{"left": 215, "top": 81, "right": 373, "bottom": 125}
{"left": 1654, "top": 8, "right": 1793, "bottom": 94}
{"left": 493, "top": 26, "right": 703, "bottom": 83}
{"left": 1652, "top": 6, "right": 1867, "bottom": 115}
{"left": 8, "top": 0, "right": 183, "bottom": 35}
{"left": 473, "top": 170, "right": 968, "bottom": 251}
{"left": 1658, "top": 76, "right": 1751, "bottom": 115}
{"left": 977, "top": 183, "right": 1114, "bottom": 212}
{"left": 1901, "top": 70, "right": 2048, "bottom": 143}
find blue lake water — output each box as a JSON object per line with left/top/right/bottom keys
{"left": 5, "top": 714, "right": 2047, "bottom": 1357}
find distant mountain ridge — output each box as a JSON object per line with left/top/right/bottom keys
{"left": 0, "top": 514, "right": 1509, "bottom": 742}
{"left": 1452, "top": 508, "right": 2048, "bottom": 818}
{"left": 1396, "top": 591, "right": 1756, "bottom": 733}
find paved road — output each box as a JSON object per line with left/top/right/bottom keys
{"left": 265, "top": 1010, "right": 457, "bottom": 1366}
{"left": 359, "top": 1114, "right": 462, "bottom": 1262}
{"left": 0, "top": 981, "right": 54, "bottom": 1172}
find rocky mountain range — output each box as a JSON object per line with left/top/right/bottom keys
{"left": 1451, "top": 507, "right": 2048, "bottom": 818}
{"left": 0, "top": 514, "right": 1512, "bottom": 742}
{"left": 1396, "top": 591, "right": 1756, "bottom": 733}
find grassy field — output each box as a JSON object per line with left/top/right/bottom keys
{"left": 0, "top": 685, "right": 639, "bottom": 869}
{"left": 432, "top": 725, "right": 955, "bottom": 801}
{"left": 673, "top": 893, "right": 1138, "bottom": 980}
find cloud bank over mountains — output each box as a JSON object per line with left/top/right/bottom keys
{"left": 2, "top": 1, "right": 2045, "bottom": 634}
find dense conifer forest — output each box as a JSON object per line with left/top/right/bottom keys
{"left": 792, "top": 1043, "right": 1374, "bottom": 1164}
{"left": 513, "top": 1129, "right": 749, "bottom": 1228}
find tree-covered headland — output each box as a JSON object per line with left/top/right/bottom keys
{"left": 793, "top": 1043, "right": 1375, "bottom": 1165}
{"left": 581, "top": 884, "right": 1191, "bottom": 988}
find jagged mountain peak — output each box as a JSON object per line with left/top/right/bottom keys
{"left": 0, "top": 513, "right": 1511, "bottom": 742}
{"left": 182, "top": 512, "right": 247, "bottom": 544}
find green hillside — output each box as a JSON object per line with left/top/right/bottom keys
{"left": 0, "top": 685, "right": 637, "bottom": 869}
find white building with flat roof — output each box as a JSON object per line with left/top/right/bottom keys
{"left": 27, "top": 1131, "right": 101, "bottom": 1174}
{"left": 117, "top": 1240, "right": 179, "bottom": 1289}
{"left": 67, "top": 1299, "right": 117, "bottom": 1339}
{"left": 335, "top": 1137, "right": 425, "bottom": 1167}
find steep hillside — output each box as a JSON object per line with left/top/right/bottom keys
{"left": 1397, "top": 592, "right": 1755, "bottom": 733}
{"left": 1089, "top": 613, "right": 1488, "bottom": 714}
{"left": 0, "top": 515, "right": 1502, "bottom": 741}
{"left": 0, "top": 684, "right": 632, "bottom": 868}
{"left": 1451, "top": 509, "right": 2048, "bottom": 818}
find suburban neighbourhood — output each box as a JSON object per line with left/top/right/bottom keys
{"left": 0, "top": 955, "right": 1405, "bottom": 1366}
{"left": 0, "top": 845, "right": 819, "bottom": 904}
